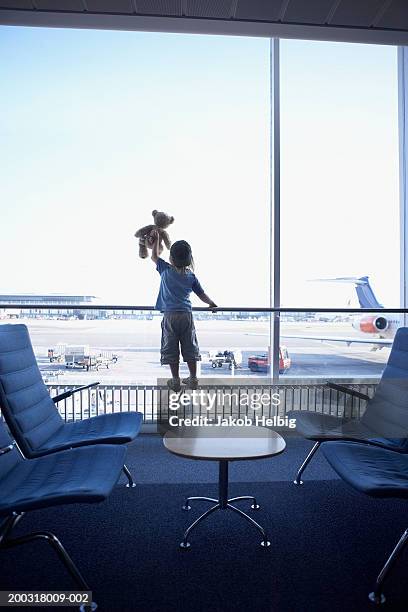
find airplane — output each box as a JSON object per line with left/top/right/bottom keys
{"left": 284, "top": 276, "right": 401, "bottom": 347}
{"left": 248, "top": 277, "right": 401, "bottom": 348}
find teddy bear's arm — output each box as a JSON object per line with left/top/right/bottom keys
{"left": 161, "top": 230, "right": 172, "bottom": 250}
{"left": 135, "top": 224, "right": 154, "bottom": 238}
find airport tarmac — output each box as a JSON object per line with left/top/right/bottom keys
{"left": 8, "top": 317, "right": 390, "bottom": 385}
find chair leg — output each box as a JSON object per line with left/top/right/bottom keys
{"left": 1, "top": 514, "right": 97, "bottom": 611}
{"left": 368, "top": 527, "right": 408, "bottom": 605}
{"left": 123, "top": 464, "right": 136, "bottom": 488}
{"left": 0, "top": 512, "right": 24, "bottom": 545}
{"left": 294, "top": 441, "right": 321, "bottom": 485}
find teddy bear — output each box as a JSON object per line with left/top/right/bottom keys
{"left": 134, "top": 210, "right": 174, "bottom": 259}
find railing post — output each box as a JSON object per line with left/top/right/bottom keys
{"left": 45, "top": 381, "right": 378, "bottom": 428}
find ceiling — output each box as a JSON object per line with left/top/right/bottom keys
{"left": 1, "top": 0, "right": 408, "bottom": 45}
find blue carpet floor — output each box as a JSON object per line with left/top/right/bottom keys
{"left": 126, "top": 434, "right": 340, "bottom": 483}
{"left": 1, "top": 436, "right": 407, "bottom": 612}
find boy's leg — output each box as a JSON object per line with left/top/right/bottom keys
{"left": 170, "top": 362, "right": 180, "bottom": 378}
{"left": 186, "top": 361, "right": 197, "bottom": 378}
{"left": 167, "top": 364, "right": 181, "bottom": 392}
{"left": 180, "top": 313, "right": 200, "bottom": 389}
{"left": 183, "top": 363, "right": 198, "bottom": 389}
{"left": 161, "top": 314, "right": 181, "bottom": 392}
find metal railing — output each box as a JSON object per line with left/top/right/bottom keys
{"left": 47, "top": 381, "right": 377, "bottom": 429}
{"left": 1, "top": 304, "right": 407, "bottom": 313}
{"left": 0, "top": 303, "right": 394, "bottom": 429}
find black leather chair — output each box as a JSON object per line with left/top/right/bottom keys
{"left": 0, "top": 324, "right": 142, "bottom": 487}
{"left": 288, "top": 327, "right": 408, "bottom": 484}
{"left": 0, "top": 418, "right": 126, "bottom": 610}
{"left": 323, "top": 441, "right": 408, "bottom": 604}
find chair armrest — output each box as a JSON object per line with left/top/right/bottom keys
{"left": 326, "top": 382, "right": 370, "bottom": 402}
{"left": 0, "top": 444, "right": 14, "bottom": 456}
{"left": 52, "top": 382, "right": 100, "bottom": 403}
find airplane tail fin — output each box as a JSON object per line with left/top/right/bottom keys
{"left": 354, "top": 276, "right": 383, "bottom": 309}
{"left": 310, "top": 276, "right": 383, "bottom": 309}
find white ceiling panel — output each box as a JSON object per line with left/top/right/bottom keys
{"left": 235, "top": 0, "right": 282, "bottom": 22}
{"left": 135, "top": 0, "right": 182, "bottom": 16}
{"left": 184, "top": 0, "right": 232, "bottom": 19}
{"left": 86, "top": 0, "right": 133, "bottom": 13}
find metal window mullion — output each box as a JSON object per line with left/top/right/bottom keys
{"left": 398, "top": 47, "right": 408, "bottom": 327}
{"left": 270, "top": 38, "right": 281, "bottom": 383}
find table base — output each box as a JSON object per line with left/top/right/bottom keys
{"left": 179, "top": 460, "right": 270, "bottom": 549}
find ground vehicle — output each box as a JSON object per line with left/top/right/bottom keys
{"left": 48, "top": 346, "right": 66, "bottom": 363}
{"left": 49, "top": 345, "right": 118, "bottom": 370}
{"left": 92, "top": 353, "right": 118, "bottom": 370}
{"left": 247, "top": 347, "right": 291, "bottom": 374}
{"left": 209, "top": 350, "right": 242, "bottom": 370}
{"left": 64, "top": 345, "right": 91, "bottom": 369}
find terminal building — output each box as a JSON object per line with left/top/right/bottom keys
{"left": 0, "top": 294, "right": 153, "bottom": 320}
{"left": 0, "top": 294, "right": 95, "bottom": 319}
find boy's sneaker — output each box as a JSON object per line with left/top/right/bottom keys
{"left": 182, "top": 376, "right": 199, "bottom": 390}
{"left": 167, "top": 377, "right": 181, "bottom": 393}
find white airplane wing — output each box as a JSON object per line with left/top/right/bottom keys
{"left": 281, "top": 334, "right": 393, "bottom": 346}
{"left": 246, "top": 332, "right": 392, "bottom": 347}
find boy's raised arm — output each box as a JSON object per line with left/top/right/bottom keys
{"left": 198, "top": 292, "right": 217, "bottom": 310}
{"left": 151, "top": 230, "right": 160, "bottom": 264}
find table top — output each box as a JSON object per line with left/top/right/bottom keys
{"left": 163, "top": 426, "right": 286, "bottom": 461}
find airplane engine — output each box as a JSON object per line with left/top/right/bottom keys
{"left": 353, "top": 315, "right": 389, "bottom": 334}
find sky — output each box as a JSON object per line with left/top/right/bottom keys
{"left": 0, "top": 26, "right": 399, "bottom": 309}
{"left": 280, "top": 39, "right": 399, "bottom": 309}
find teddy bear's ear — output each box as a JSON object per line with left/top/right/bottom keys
{"left": 152, "top": 210, "right": 158, "bottom": 217}
{"left": 170, "top": 216, "right": 174, "bottom": 224}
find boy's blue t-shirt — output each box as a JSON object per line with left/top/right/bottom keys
{"left": 155, "top": 258, "right": 204, "bottom": 312}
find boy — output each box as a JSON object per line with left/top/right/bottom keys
{"left": 151, "top": 230, "right": 217, "bottom": 392}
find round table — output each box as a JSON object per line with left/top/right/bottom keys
{"left": 163, "top": 425, "right": 286, "bottom": 548}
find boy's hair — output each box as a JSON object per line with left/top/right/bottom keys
{"left": 170, "top": 240, "right": 194, "bottom": 273}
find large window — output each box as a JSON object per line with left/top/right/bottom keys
{"left": 280, "top": 40, "right": 399, "bottom": 308}
{"left": 0, "top": 28, "right": 402, "bottom": 384}
{"left": 0, "top": 27, "right": 270, "bottom": 308}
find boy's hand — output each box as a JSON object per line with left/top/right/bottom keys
{"left": 198, "top": 292, "right": 217, "bottom": 311}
